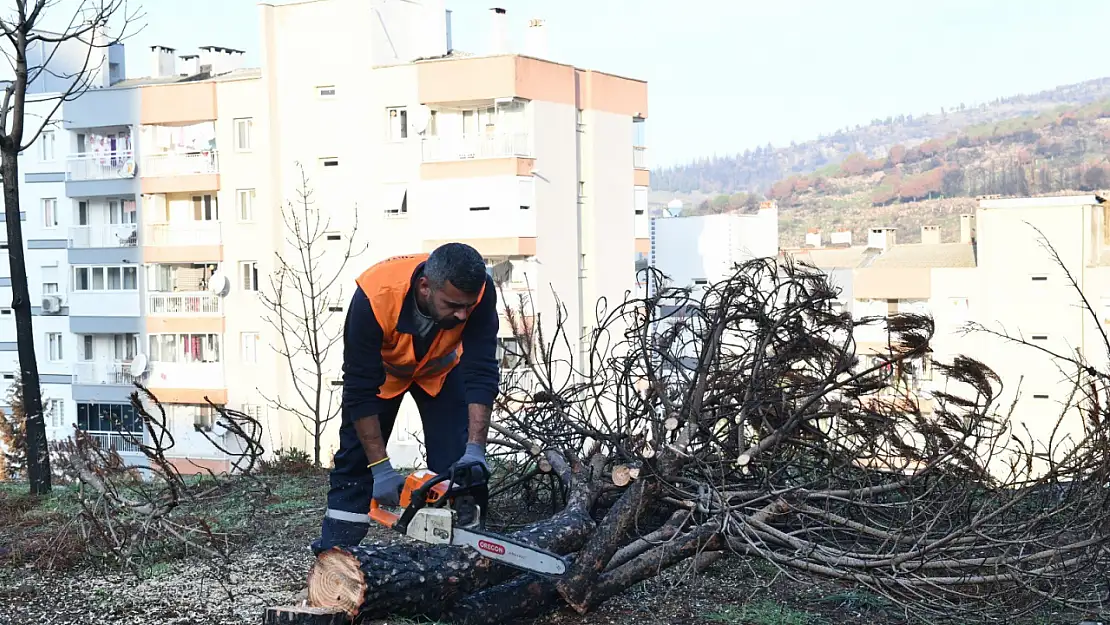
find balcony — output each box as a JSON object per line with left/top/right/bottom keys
{"left": 145, "top": 221, "right": 222, "bottom": 247}
{"left": 633, "top": 146, "right": 647, "bottom": 169}
{"left": 72, "top": 361, "right": 140, "bottom": 386}
{"left": 82, "top": 431, "right": 142, "bottom": 454}
{"left": 140, "top": 150, "right": 220, "bottom": 195}
{"left": 148, "top": 292, "right": 222, "bottom": 316}
{"left": 69, "top": 224, "right": 138, "bottom": 249}
{"left": 422, "top": 133, "right": 531, "bottom": 162}
{"left": 67, "top": 150, "right": 136, "bottom": 181}
{"left": 142, "top": 151, "right": 219, "bottom": 177}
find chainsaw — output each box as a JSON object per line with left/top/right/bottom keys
{"left": 369, "top": 461, "right": 570, "bottom": 578}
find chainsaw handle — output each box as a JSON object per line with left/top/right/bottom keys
{"left": 369, "top": 499, "right": 400, "bottom": 528}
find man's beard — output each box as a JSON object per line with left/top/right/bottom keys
{"left": 436, "top": 315, "right": 461, "bottom": 330}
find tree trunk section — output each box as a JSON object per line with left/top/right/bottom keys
{"left": 262, "top": 606, "right": 350, "bottom": 625}
{"left": 1, "top": 148, "right": 50, "bottom": 494}
{"left": 306, "top": 504, "right": 595, "bottom": 621}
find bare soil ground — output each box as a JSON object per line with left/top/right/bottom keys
{"left": 0, "top": 473, "right": 1080, "bottom": 625}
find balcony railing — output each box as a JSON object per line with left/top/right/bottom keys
{"left": 633, "top": 146, "right": 647, "bottom": 169}
{"left": 83, "top": 430, "right": 142, "bottom": 454}
{"left": 72, "top": 361, "right": 139, "bottom": 386}
{"left": 422, "top": 132, "right": 531, "bottom": 162}
{"left": 69, "top": 224, "right": 138, "bottom": 248}
{"left": 144, "top": 221, "right": 222, "bottom": 246}
{"left": 66, "top": 150, "right": 136, "bottom": 181}
{"left": 141, "top": 150, "right": 219, "bottom": 177}
{"left": 148, "top": 292, "right": 222, "bottom": 315}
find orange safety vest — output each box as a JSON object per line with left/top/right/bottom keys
{"left": 354, "top": 253, "right": 486, "bottom": 399}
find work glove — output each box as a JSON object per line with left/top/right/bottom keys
{"left": 448, "top": 442, "right": 490, "bottom": 486}
{"left": 370, "top": 459, "right": 405, "bottom": 508}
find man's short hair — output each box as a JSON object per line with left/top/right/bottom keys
{"left": 424, "top": 242, "right": 487, "bottom": 294}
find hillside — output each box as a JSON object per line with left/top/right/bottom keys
{"left": 657, "top": 87, "right": 1110, "bottom": 247}
{"left": 652, "top": 76, "right": 1110, "bottom": 196}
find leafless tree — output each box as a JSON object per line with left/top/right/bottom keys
{"left": 297, "top": 256, "right": 1110, "bottom": 625}
{"left": 0, "top": 0, "right": 144, "bottom": 495}
{"left": 258, "top": 162, "right": 366, "bottom": 467}
{"left": 50, "top": 383, "right": 266, "bottom": 573}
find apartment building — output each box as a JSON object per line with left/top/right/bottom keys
{"left": 0, "top": 1, "right": 649, "bottom": 474}
{"left": 971, "top": 195, "right": 1110, "bottom": 459}
{"left": 258, "top": 0, "right": 649, "bottom": 466}
{"left": 649, "top": 202, "right": 779, "bottom": 295}
{"left": 3, "top": 43, "right": 272, "bottom": 474}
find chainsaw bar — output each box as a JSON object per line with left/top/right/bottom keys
{"left": 452, "top": 525, "right": 570, "bottom": 577}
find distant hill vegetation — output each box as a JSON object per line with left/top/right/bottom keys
{"left": 653, "top": 77, "right": 1110, "bottom": 247}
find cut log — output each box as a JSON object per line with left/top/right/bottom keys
{"left": 262, "top": 606, "right": 351, "bottom": 625}
{"left": 306, "top": 487, "right": 598, "bottom": 621}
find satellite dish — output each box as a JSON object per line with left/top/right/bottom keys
{"left": 410, "top": 105, "right": 432, "bottom": 134}
{"left": 209, "top": 272, "right": 230, "bottom": 297}
{"left": 129, "top": 353, "right": 148, "bottom": 378}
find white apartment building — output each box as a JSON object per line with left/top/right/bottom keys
{"left": 258, "top": 0, "right": 650, "bottom": 467}
{"left": 0, "top": 2, "right": 649, "bottom": 475}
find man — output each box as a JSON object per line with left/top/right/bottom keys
{"left": 311, "top": 242, "right": 499, "bottom": 554}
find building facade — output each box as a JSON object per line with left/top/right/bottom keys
{"left": 0, "top": 1, "right": 651, "bottom": 474}
{"left": 258, "top": 0, "right": 649, "bottom": 467}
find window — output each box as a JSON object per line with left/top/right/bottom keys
{"left": 320, "top": 157, "right": 339, "bottom": 167}
{"left": 39, "top": 130, "right": 55, "bottom": 161}
{"left": 578, "top": 181, "right": 586, "bottom": 197}
{"left": 317, "top": 85, "right": 336, "bottom": 98}
{"left": 73, "top": 265, "right": 138, "bottom": 291}
{"left": 236, "top": 189, "right": 254, "bottom": 221}
{"left": 45, "top": 399, "right": 64, "bottom": 428}
{"left": 241, "top": 332, "right": 259, "bottom": 363}
{"left": 385, "top": 189, "right": 408, "bottom": 217}
{"left": 113, "top": 334, "right": 138, "bottom": 360}
{"left": 387, "top": 107, "right": 408, "bottom": 140}
{"left": 42, "top": 282, "right": 59, "bottom": 295}
{"left": 80, "top": 335, "right": 93, "bottom": 361}
{"left": 634, "top": 187, "right": 648, "bottom": 216}
{"left": 241, "top": 403, "right": 264, "bottom": 420}
{"left": 42, "top": 198, "right": 57, "bottom": 228}
{"left": 77, "top": 402, "right": 142, "bottom": 433}
{"left": 326, "top": 233, "right": 342, "bottom": 241}
{"left": 1030, "top": 275, "right": 1048, "bottom": 282}
{"left": 234, "top": 118, "right": 253, "bottom": 151}
{"left": 240, "top": 261, "right": 258, "bottom": 291}
{"left": 193, "top": 194, "right": 218, "bottom": 221}
{"left": 148, "top": 333, "right": 222, "bottom": 363}
{"left": 195, "top": 404, "right": 216, "bottom": 430}
{"left": 469, "top": 206, "right": 490, "bottom": 212}
{"left": 47, "top": 333, "right": 62, "bottom": 361}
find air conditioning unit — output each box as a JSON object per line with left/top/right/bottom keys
{"left": 41, "top": 295, "right": 62, "bottom": 314}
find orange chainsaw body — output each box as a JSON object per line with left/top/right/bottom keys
{"left": 370, "top": 469, "right": 451, "bottom": 527}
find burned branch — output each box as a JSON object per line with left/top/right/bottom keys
{"left": 50, "top": 384, "right": 267, "bottom": 572}
{"left": 297, "top": 256, "right": 1110, "bottom": 624}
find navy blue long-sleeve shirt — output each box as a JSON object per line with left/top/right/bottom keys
{"left": 340, "top": 264, "right": 500, "bottom": 423}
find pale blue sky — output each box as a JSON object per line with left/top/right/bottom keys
{"left": 45, "top": 0, "right": 1110, "bottom": 168}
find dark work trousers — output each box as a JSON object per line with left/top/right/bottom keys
{"left": 310, "top": 365, "right": 470, "bottom": 555}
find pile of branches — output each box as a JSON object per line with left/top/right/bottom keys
{"left": 305, "top": 256, "right": 1110, "bottom": 624}
{"left": 50, "top": 385, "right": 267, "bottom": 572}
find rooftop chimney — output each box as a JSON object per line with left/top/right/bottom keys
{"left": 867, "top": 227, "right": 897, "bottom": 252}
{"left": 150, "top": 45, "right": 175, "bottom": 78}
{"left": 804, "top": 229, "right": 822, "bottom": 248}
{"left": 921, "top": 225, "right": 941, "bottom": 245}
{"left": 198, "top": 45, "right": 245, "bottom": 76}
{"left": 490, "top": 7, "right": 510, "bottom": 55}
{"left": 959, "top": 214, "right": 976, "bottom": 244}
{"left": 179, "top": 54, "right": 200, "bottom": 76}
{"left": 830, "top": 228, "right": 852, "bottom": 247}
{"left": 524, "top": 18, "right": 547, "bottom": 59}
